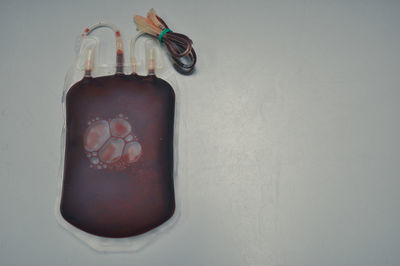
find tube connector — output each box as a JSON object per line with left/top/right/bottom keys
{"left": 84, "top": 47, "right": 94, "bottom": 77}
{"left": 145, "top": 41, "right": 156, "bottom": 75}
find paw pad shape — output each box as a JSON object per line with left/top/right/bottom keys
{"left": 83, "top": 114, "right": 142, "bottom": 170}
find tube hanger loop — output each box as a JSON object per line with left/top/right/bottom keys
{"left": 81, "top": 22, "right": 124, "bottom": 76}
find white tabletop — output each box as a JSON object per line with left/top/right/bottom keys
{"left": 1, "top": 1, "right": 400, "bottom": 265}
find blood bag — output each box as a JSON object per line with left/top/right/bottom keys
{"left": 57, "top": 9, "right": 196, "bottom": 250}
{"left": 56, "top": 21, "right": 184, "bottom": 250}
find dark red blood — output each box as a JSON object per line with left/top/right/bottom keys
{"left": 85, "top": 28, "right": 90, "bottom": 33}
{"left": 116, "top": 31, "right": 121, "bottom": 37}
{"left": 61, "top": 74, "right": 175, "bottom": 238}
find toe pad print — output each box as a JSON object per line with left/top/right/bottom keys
{"left": 83, "top": 115, "right": 142, "bottom": 170}
{"left": 84, "top": 120, "right": 110, "bottom": 152}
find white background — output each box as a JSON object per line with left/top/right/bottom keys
{"left": 1, "top": 1, "right": 400, "bottom": 265}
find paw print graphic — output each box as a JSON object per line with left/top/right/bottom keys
{"left": 83, "top": 114, "right": 142, "bottom": 170}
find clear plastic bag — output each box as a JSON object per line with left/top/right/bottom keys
{"left": 55, "top": 22, "right": 182, "bottom": 252}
